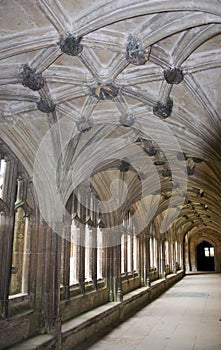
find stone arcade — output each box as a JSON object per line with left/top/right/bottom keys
{"left": 0, "top": 1, "right": 221, "bottom": 349}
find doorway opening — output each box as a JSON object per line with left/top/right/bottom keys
{"left": 197, "top": 241, "right": 215, "bottom": 271}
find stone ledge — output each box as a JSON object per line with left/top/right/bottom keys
{"left": 62, "top": 302, "right": 121, "bottom": 349}
{"left": 5, "top": 271, "right": 184, "bottom": 349}
{"left": 6, "top": 334, "right": 55, "bottom": 350}
{"left": 62, "top": 301, "right": 120, "bottom": 336}
{"left": 62, "top": 271, "right": 184, "bottom": 349}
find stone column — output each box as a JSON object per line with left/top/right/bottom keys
{"left": 172, "top": 242, "right": 177, "bottom": 273}
{"left": 78, "top": 224, "right": 85, "bottom": 294}
{"left": 39, "top": 221, "right": 62, "bottom": 337}
{"left": 180, "top": 239, "right": 184, "bottom": 271}
{"left": 63, "top": 195, "right": 73, "bottom": 295}
{"left": 130, "top": 233, "right": 134, "bottom": 276}
{"left": 160, "top": 235, "right": 166, "bottom": 278}
{"left": 155, "top": 237, "right": 159, "bottom": 278}
{"left": 92, "top": 200, "right": 98, "bottom": 289}
{"left": 145, "top": 232, "right": 151, "bottom": 287}
{"left": 123, "top": 233, "right": 127, "bottom": 274}
{"left": 113, "top": 231, "right": 123, "bottom": 302}
{"left": 185, "top": 234, "right": 192, "bottom": 271}
{"left": 91, "top": 226, "right": 97, "bottom": 290}
{"left": 107, "top": 242, "right": 114, "bottom": 301}
{"left": 61, "top": 214, "right": 71, "bottom": 300}
{"left": 139, "top": 234, "right": 144, "bottom": 286}
{"left": 78, "top": 193, "right": 86, "bottom": 294}
{"left": 176, "top": 241, "right": 180, "bottom": 270}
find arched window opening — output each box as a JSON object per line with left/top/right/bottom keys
{"left": 165, "top": 240, "right": 169, "bottom": 274}
{"left": 70, "top": 220, "right": 79, "bottom": 286}
{"left": 121, "top": 214, "right": 138, "bottom": 276}
{"left": 0, "top": 157, "right": 6, "bottom": 199}
{"left": 61, "top": 189, "right": 106, "bottom": 297}
{"left": 96, "top": 227, "right": 104, "bottom": 280}
{"left": 69, "top": 219, "right": 105, "bottom": 289}
{"left": 9, "top": 177, "right": 31, "bottom": 296}
{"left": 0, "top": 148, "right": 33, "bottom": 317}
{"left": 9, "top": 208, "right": 30, "bottom": 296}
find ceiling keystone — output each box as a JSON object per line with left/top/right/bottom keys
{"left": 59, "top": 34, "right": 83, "bottom": 56}
{"left": 21, "top": 65, "right": 44, "bottom": 91}
{"left": 153, "top": 98, "right": 173, "bottom": 119}
{"left": 164, "top": 67, "right": 183, "bottom": 84}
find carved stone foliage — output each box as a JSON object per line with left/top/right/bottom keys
{"left": 76, "top": 117, "right": 93, "bottom": 133}
{"left": 164, "top": 68, "right": 183, "bottom": 84}
{"left": 59, "top": 34, "right": 83, "bottom": 56}
{"left": 37, "top": 99, "right": 55, "bottom": 113}
{"left": 21, "top": 65, "right": 44, "bottom": 91}
{"left": 153, "top": 98, "right": 173, "bottom": 119}
{"left": 91, "top": 83, "right": 119, "bottom": 100}
{"left": 126, "top": 35, "right": 146, "bottom": 65}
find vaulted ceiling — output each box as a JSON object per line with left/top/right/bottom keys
{"left": 1, "top": 0, "right": 221, "bottom": 241}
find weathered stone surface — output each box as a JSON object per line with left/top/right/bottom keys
{"left": 21, "top": 65, "right": 44, "bottom": 91}
{"left": 76, "top": 118, "right": 93, "bottom": 132}
{"left": 0, "top": 1, "right": 221, "bottom": 349}
{"left": 164, "top": 67, "right": 183, "bottom": 84}
{"left": 153, "top": 98, "right": 173, "bottom": 118}
{"left": 59, "top": 34, "right": 83, "bottom": 56}
{"left": 37, "top": 99, "right": 55, "bottom": 113}
{"left": 91, "top": 83, "right": 119, "bottom": 100}
{"left": 120, "top": 114, "right": 135, "bottom": 127}
{"left": 126, "top": 35, "right": 147, "bottom": 65}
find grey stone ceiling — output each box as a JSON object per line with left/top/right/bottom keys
{"left": 0, "top": 0, "right": 221, "bottom": 240}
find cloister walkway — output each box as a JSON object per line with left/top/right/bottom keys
{"left": 83, "top": 273, "right": 221, "bottom": 350}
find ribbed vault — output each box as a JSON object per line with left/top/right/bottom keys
{"left": 0, "top": 0, "right": 221, "bottom": 241}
